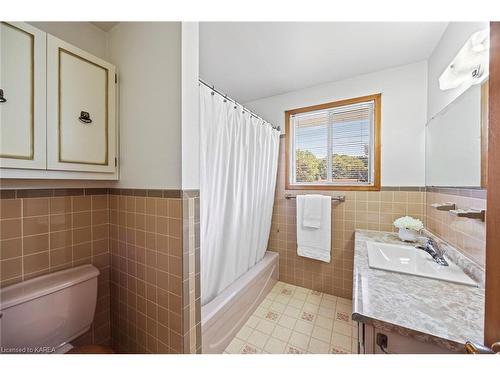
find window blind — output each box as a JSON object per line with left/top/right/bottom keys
{"left": 291, "top": 100, "right": 375, "bottom": 185}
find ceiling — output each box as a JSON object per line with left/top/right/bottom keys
{"left": 91, "top": 22, "right": 119, "bottom": 31}
{"left": 200, "top": 22, "right": 448, "bottom": 103}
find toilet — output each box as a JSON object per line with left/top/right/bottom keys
{"left": 0, "top": 264, "right": 113, "bottom": 354}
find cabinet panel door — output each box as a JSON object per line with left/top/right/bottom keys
{"left": 0, "top": 22, "right": 46, "bottom": 169}
{"left": 47, "top": 35, "right": 116, "bottom": 172}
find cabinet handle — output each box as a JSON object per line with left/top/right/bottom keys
{"left": 78, "top": 111, "right": 92, "bottom": 124}
{"left": 0, "top": 89, "right": 6, "bottom": 103}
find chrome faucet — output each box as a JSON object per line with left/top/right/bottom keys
{"left": 416, "top": 238, "right": 449, "bottom": 266}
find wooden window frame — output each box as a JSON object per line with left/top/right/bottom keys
{"left": 285, "top": 93, "right": 382, "bottom": 191}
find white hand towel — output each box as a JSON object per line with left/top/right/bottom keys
{"left": 302, "top": 194, "right": 323, "bottom": 228}
{"left": 296, "top": 195, "right": 332, "bottom": 263}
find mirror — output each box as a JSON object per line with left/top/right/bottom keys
{"left": 425, "top": 81, "right": 488, "bottom": 187}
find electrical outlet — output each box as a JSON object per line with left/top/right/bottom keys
{"left": 376, "top": 333, "right": 388, "bottom": 353}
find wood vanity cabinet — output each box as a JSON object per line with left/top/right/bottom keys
{"left": 356, "top": 322, "right": 455, "bottom": 354}
{"left": 0, "top": 22, "right": 118, "bottom": 178}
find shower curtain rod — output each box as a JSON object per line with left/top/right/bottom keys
{"left": 199, "top": 79, "right": 280, "bottom": 131}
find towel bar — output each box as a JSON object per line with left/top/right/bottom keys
{"left": 284, "top": 193, "right": 345, "bottom": 202}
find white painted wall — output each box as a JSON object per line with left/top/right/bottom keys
{"left": 181, "top": 22, "right": 200, "bottom": 190}
{"left": 108, "top": 22, "right": 183, "bottom": 189}
{"left": 245, "top": 62, "right": 428, "bottom": 187}
{"left": 29, "top": 22, "right": 108, "bottom": 60}
{"left": 427, "top": 22, "right": 488, "bottom": 120}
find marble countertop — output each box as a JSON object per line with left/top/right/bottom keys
{"left": 352, "top": 230, "right": 484, "bottom": 352}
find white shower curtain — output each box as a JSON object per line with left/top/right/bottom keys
{"left": 200, "top": 84, "right": 280, "bottom": 306}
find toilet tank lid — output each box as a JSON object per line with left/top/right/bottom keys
{"left": 0, "top": 265, "right": 100, "bottom": 310}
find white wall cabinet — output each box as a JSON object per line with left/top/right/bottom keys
{"left": 47, "top": 35, "right": 116, "bottom": 173}
{"left": 0, "top": 22, "right": 118, "bottom": 179}
{"left": 0, "top": 22, "right": 46, "bottom": 170}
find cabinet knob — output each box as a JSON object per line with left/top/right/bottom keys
{"left": 0, "top": 89, "right": 6, "bottom": 103}
{"left": 78, "top": 111, "right": 92, "bottom": 124}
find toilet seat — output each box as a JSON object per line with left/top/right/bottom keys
{"left": 66, "top": 345, "right": 114, "bottom": 354}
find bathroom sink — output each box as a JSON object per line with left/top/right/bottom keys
{"left": 366, "top": 241, "right": 477, "bottom": 287}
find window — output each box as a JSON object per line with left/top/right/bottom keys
{"left": 285, "top": 94, "right": 381, "bottom": 190}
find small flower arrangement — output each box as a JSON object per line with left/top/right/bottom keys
{"left": 393, "top": 216, "right": 424, "bottom": 231}
{"left": 393, "top": 216, "right": 423, "bottom": 242}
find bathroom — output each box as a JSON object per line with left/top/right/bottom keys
{"left": 1, "top": 2, "right": 500, "bottom": 371}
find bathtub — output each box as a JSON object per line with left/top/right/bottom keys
{"left": 201, "top": 251, "right": 279, "bottom": 353}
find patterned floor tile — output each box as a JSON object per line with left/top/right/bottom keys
{"left": 245, "top": 315, "right": 260, "bottom": 328}
{"left": 303, "top": 302, "right": 319, "bottom": 312}
{"left": 264, "top": 310, "right": 280, "bottom": 322}
{"left": 272, "top": 325, "right": 292, "bottom": 342}
{"left": 331, "top": 332, "right": 352, "bottom": 351}
{"left": 294, "top": 319, "right": 314, "bottom": 335}
{"left": 289, "top": 331, "right": 311, "bottom": 350}
{"left": 308, "top": 338, "right": 331, "bottom": 354}
{"left": 271, "top": 301, "right": 287, "bottom": 313}
{"left": 306, "top": 294, "right": 322, "bottom": 305}
{"left": 278, "top": 314, "right": 297, "bottom": 329}
{"left": 315, "top": 315, "right": 334, "bottom": 330}
{"left": 286, "top": 345, "right": 305, "bottom": 354}
{"left": 255, "top": 319, "right": 276, "bottom": 335}
{"left": 288, "top": 298, "right": 305, "bottom": 309}
{"left": 333, "top": 321, "right": 352, "bottom": 337}
{"left": 311, "top": 325, "right": 331, "bottom": 343}
{"left": 335, "top": 311, "right": 351, "bottom": 323}
{"left": 318, "top": 306, "right": 335, "bottom": 317}
{"left": 224, "top": 281, "right": 355, "bottom": 354}
{"left": 275, "top": 294, "right": 292, "bottom": 305}
{"left": 264, "top": 337, "right": 287, "bottom": 353}
{"left": 284, "top": 305, "right": 301, "bottom": 318}
{"left": 330, "top": 346, "right": 350, "bottom": 354}
{"left": 226, "top": 338, "right": 245, "bottom": 353}
{"left": 236, "top": 325, "right": 253, "bottom": 341}
{"left": 260, "top": 299, "right": 272, "bottom": 309}
{"left": 300, "top": 311, "right": 316, "bottom": 322}
{"left": 241, "top": 344, "right": 260, "bottom": 354}
{"left": 247, "top": 330, "right": 270, "bottom": 348}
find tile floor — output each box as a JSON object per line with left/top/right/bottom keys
{"left": 224, "top": 281, "right": 358, "bottom": 354}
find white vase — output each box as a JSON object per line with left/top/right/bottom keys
{"left": 398, "top": 228, "right": 418, "bottom": 242}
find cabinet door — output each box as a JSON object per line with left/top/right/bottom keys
{"left": 0, "top": 22, "right": 46, "bottom": 169}
{"left": 47, "top": 35, "right": 116, "bottom": 172}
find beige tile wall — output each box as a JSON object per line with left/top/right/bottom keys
{"left": 182, "top": 193, "right": 201, "bottom": 354}
{"left": 425, "top": 189, "right": 486, "bottom": 268}
{"left": 109, "top": 192, "right": 186, "bottom": 353}
{"left": 1, "top": 188, "right": 200, "bottom": 354}
{"left": 268, "top": 138, "right": 425, "bottom": 299}
{"left": 0, "top": 190, "right": 111, "bottom": 347}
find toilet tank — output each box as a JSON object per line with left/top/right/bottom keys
{"left": 0, "top": 265, "right": 100, "bottom": 354}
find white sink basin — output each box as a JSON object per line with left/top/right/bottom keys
{"left": 366, "top": 241, "right": 477, "bottom": 287}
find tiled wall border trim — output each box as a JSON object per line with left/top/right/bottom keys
{"left": 283, "top": 186, "right": 426, "bottom": 193}
{"left": 0, "top": 188, "right": 191, "bottom": 199}
{"left": 426, "top": 187, "right": 486, "bottom": 199}
{"left": 380, "top": 186, "right": 425, "bottom": 192}
{"left": 108, "top": 188, "right": 183, "bottom": 198}
{"left": 0, "top": 188, "right": 109, "bottom": 199}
